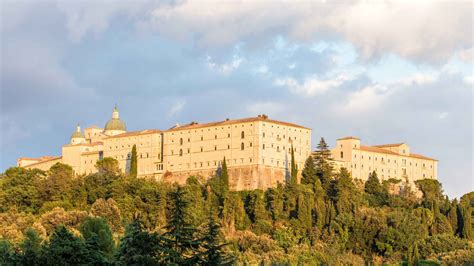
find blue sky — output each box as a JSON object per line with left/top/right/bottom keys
{"left": 1, "top": 0, "right": 472, "bottom": 198}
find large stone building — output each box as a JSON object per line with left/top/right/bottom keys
{"left": 18, "top": 107, "right": 312, "bottom": 191}
{"left": 330, "top": 136, "right": 438, "bottom": 188}
{"left": 17, "top": 107, "right": 438, "bottom": 191}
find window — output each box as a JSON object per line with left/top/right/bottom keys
{"left": 263, "top": 144, "right": 265, "bottom": 149}
{"left": 250, "top": 142, "right": 253, "bottom": 147}
{"left": 214, "top": 146, "right": 217, "bottom": 151}
{"left": 277, "top": 146, "right": 280, "bottom": 152}
{"left": 228, "top": 145, "right": 230, "bottom": 149}
{"left": 201, "top": 136, "right": 203, "bottom": 141}
{"left": 200, "top": 147, "right": 203, "bottom": 152}
{"left": 228, "top": 133, "right": 230, "bottom": 138}
{"left": 340, "top": 151, "right": 343, "bottom": 158}
{"left": 241, "top": 131, "right": 245, "bottom": 139}
{"left": 179, "top": 149, "right": 183, "bottom": 156}
{"left": 180, "top": 138, "right": 183, "bottom": 145}
{"left": 241, "top": 143, "right": 244, "bottom": 150}
{"left": 215, "top": 135, "right": 217, "bottom": 139}
{"left": 263, "top": 132, "right": 265, "bottom": 138}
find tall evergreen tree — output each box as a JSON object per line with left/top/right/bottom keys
{"left": 221, "top": 157, "right": 229, "bottom": 191}
{"left": 199, "top": 210, "right": 234, "bottom": 265}
{"left": 79, "top": 217, "right": 115, "bottom": 258}
{"left": 314, "top": 138, "right": 334, "bottom": 193}
{"left": 332, "top": 168, "right": 359, "bottom": 214}
{"left": 41, "top": 225, "right": 88, "bottom": 265}
{"left": 130, "top": 144, "right": 138, "bottom": 177}
{"left": 364, "top": 171, "right": 388, "bottom": 206}
{"left": 115, "top": 216, "right": 160, "bottom": 265}
{"left": 301, "top": 155, "right": 316, "bottom": 188}
{"left": 160, "top": 186, "right": 202, "bottom": 265}
{"left": 290, "top": 145, "right": 298, "bottom": 185}
{"left": 18, "top": 228, "right": 42, "bottom": 266}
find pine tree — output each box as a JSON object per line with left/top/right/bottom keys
{"left": 314, "top": 138, "right": 334, "bottom": 193}
{"left": 115, "top": 216, "right": 160, "bottom": 265}
{"left": 301, "top": 155, "right": 316, "bottom": 188}
{"left": 199, "top": 210, "right": 234, "bottom": 265}
{"left": 290, "top": 145, "right": 298, "bottom": 185}
{"left": 130, "top": 144, "right": 138, "bottom": 177}
{"left": 79, "top": 217, "right": 115, "bottom": 258}
{"left": 42, "top": 225, "right": 88, "bottom": 265}
{"left": 18, "top": 228, "right": 42, "bottom": 266}
{"left": 160, "top": 186, "right": 202, "bottom": 265}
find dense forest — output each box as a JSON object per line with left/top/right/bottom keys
{"left": 0, "top": 139, "right": 473, "bottom": 265}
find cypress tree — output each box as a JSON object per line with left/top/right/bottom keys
{"left": 301, "top": 155, "right": 316, "bottom": 188}
{"left": 221, "top": 157, "right": 229, "bottom": 191}
{"left": 290, "top": 145, "right": 298, "bottom": 185}
{"left": 130, "top": 144, "right": 138, "bottom": 177}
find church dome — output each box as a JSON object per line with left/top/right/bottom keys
{"left": 71, "top": 124, "right": 85, "bottom": 139}
{"left": 104, "top": 106, "right": 127, "bottom": 131}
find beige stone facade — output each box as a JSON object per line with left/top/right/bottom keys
{"left": 18, "top": 108, "right": 311, "bottom": 191}
{"left": 330, "top": 137, "right": 438, "bottom": 188}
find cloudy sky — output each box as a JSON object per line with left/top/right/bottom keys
{"left": 1, "top": 0, "right": 472, "bottom": 198}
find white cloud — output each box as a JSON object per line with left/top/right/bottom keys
{"left": 167, "top": 100, "right": 186, "bottom": 117}
{"left": 148, "top": 0, "right": 472, "bottom": 64}
{"left": 463, "top": 76, "right": 474, "bottom": 87}
{"left": 395, "top": 73, "right": 438, "bottom": 87}
{"left": 458, "top": 47, "right": 473, "bottom": 63}
{"left": 274, "top": 74, "right": 348, "bottom": 96}
{"left": 337, "top": 84, "right": 390, "bottom": 114}
{"left": 206, "top": 55, "right": 243, "bottom": 74}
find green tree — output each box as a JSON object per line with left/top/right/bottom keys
{"left": 80, "top": 217, "right": 115, "bottom": 258}
{"left": 41, "top": 225, "right": 88, "bottom": 265}
{"left": 129, "top": 144, "right": 138, "bottom": 177}
{"left": 18, "top": 228, "right": 42, "bottom": 265}
{"left": 301, "top": 155, "right": 316, "bottom": 188}
{"left": 290, "top": 145, "right": 298, "bottom": 186}
{"left": 0, "top": 167, "right": 43, "bottom": 213}
{"left": 95, "top": 157, "right": 121, "bottom": 175}
{"left": 220, "top": 157, "right": 229, "bottom": 191}
{"left": 332, "top": 168, "right": 359, "bottom": 214}
{"left": 0, "top": 239, "right": 15, "bottom": 265}
{"left": 200, "top": 211, "right": 233, "bottom": 265}
{"left": 364, "top": 171, "right": 388, "bottom": 206}
{"left": 314, "top": 138, "right": 334, "bottom": 193}
{"left": 115, "top": 216, "right": 160, "bottom": 265}
{"left": 459, "top": 192, "right": 473, "bottom": 240}
{"left": 160, "top": 186, "right": 202, "bottom": 265}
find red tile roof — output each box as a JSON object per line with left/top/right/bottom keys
{"left": 104, "top": 129, "right": 162, "bottom": 139}
{"left": 356, "top": 145, "right": 437, "bottom": 161}
{"left": 166, "top": 116, "right": 310, "bottom": 131}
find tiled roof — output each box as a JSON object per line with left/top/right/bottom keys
{"left": 82, "top": 151, "right": 100, "bottom": 155}
{"left": 356, "top": 145, "right": 437, "bottom": 161}
{"left": 373, "top": 143, "right": 405, "bottom": 148}
{"left": 337, "top": 136, "right": 360, "bottom": 140}
{"left": 105, "top": 129, "right": 162, "bottom": 139}
{"left": 63, "top": 141, "right": 103, "bottom": 147}
{"left": 24, "top": 156, "right": 62, "bottom": 167}
{"left": 166, "top": 116, "right": 310, "bottom": 131}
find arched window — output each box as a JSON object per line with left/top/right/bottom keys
{"left": 180, "top": 138, "right": 183, "bottom": 145}
{"left": 241, "top": 142, "right": 244, "bottom": 150}
{"left": 179, "top": 149, "right": 183, "bottom": 156}
{"left": 340, "top": 151, "right": 343, "bottom": 158}
{"left": 241, "top": 131, "right": 245, "bottom": 139}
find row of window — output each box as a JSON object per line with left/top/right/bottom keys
{"left": 342, "top": 152, "right": 432, "bottom": 168}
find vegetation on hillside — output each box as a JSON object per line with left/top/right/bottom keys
{"left": 0, "top": 139, "right": 472, "bottom": 265}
